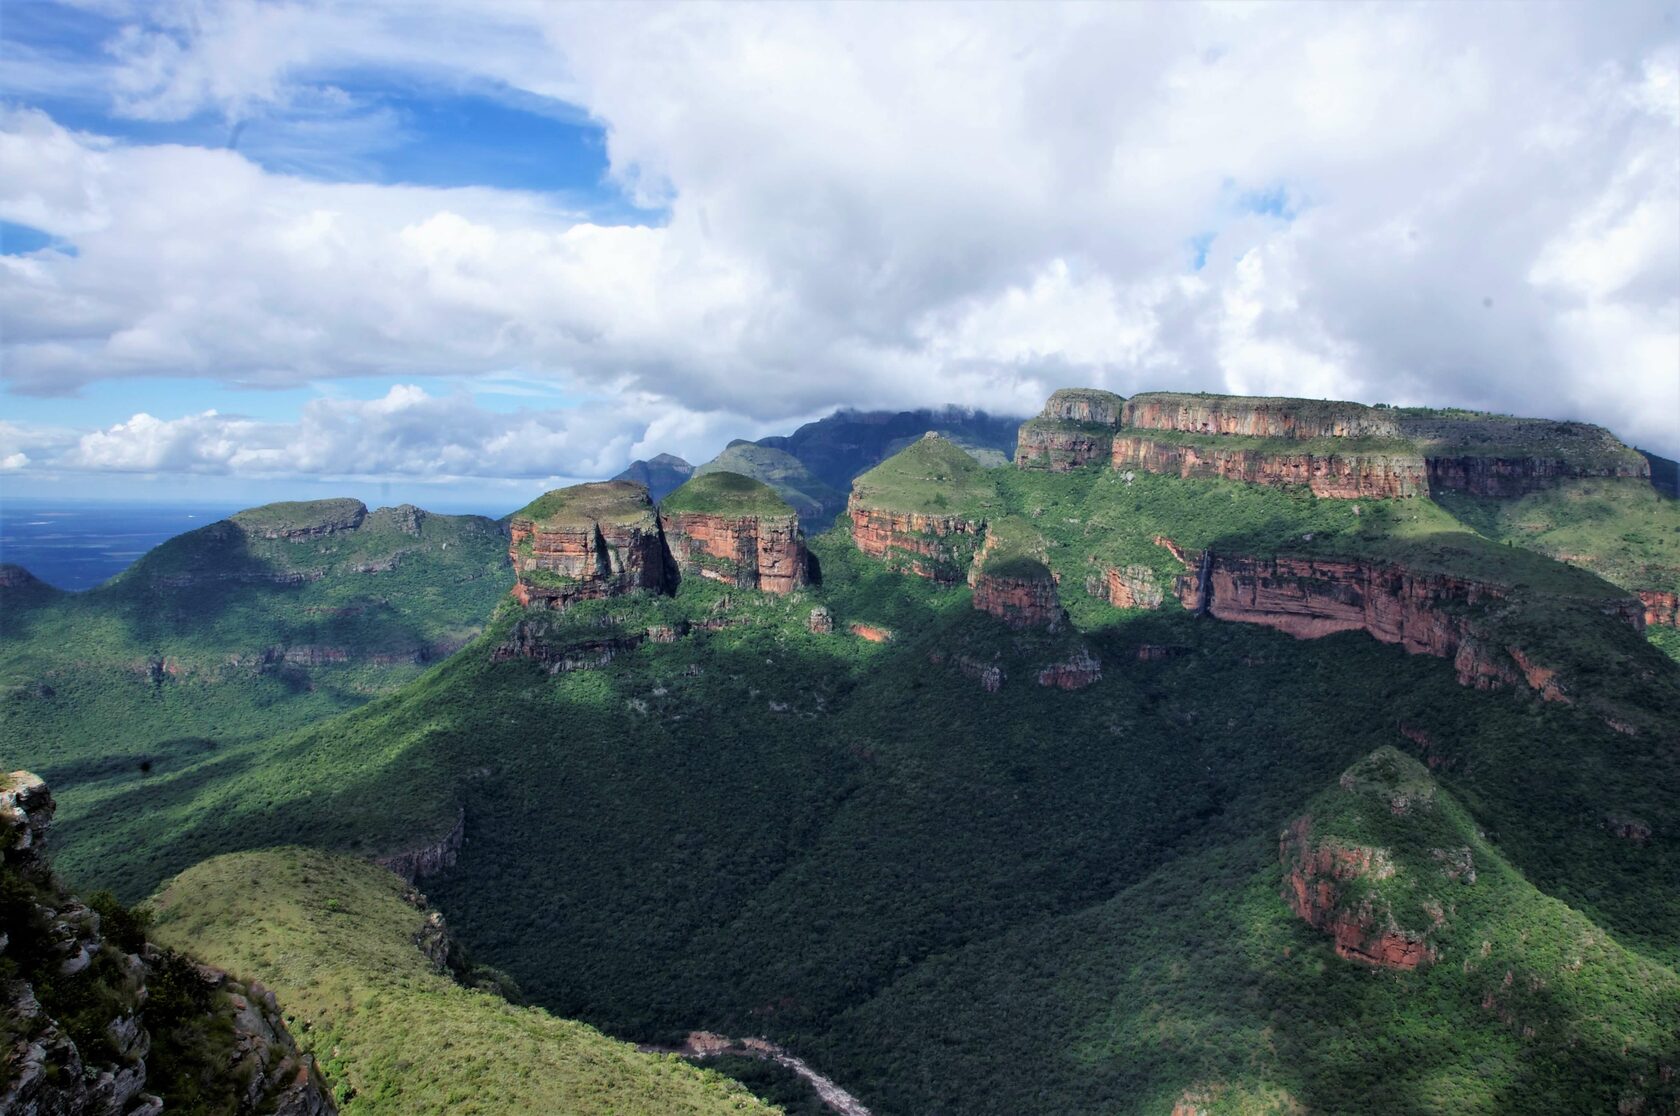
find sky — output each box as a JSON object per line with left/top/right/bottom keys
{"left": 1, "top": 0, "right": 1677, "bottom": 510}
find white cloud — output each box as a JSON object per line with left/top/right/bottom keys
{"left": 42, "top": 385, "right": 769, "bottom": 481}
{"left": 2, "top": 0, "right": 1677, "bottom": 475}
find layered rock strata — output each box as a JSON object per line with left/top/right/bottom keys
{"left": 1423, "top": 454, "right": 1650, "bottom": 497}
{"left": 1280, "top": 815, "right": 1435, "bottom": 970}
{"left": 1639, "top": 590, "right": 1679, "bottom": 628}
{"left": 847, "top": 503, "right": 985, "bottom": 585}
{"left": 1016, "top": 388, "right": 1127, "bottom": 471}
{"left": 1158, "top": 540, "right": 1644, "bottom": 698}
{"left": 662, "top": 511, "right": 808, "bottom": 594}
{"left": 509, "top": 482, "right": 672, "bottom": 609}
{"left": 1123, "top": 393, "right": 1401, "bottom": 440}
{"left": 970, "top": 555, "right": 1066, "bottom": 630}
{"left": 1111, "top": 435, "right": 1426, "bottom": 498}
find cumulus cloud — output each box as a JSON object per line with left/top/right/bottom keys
{"left": 40, "top": 385, "right": 776, "bottom": 482}
{"left": 2, "top": 0, "right": 1676, "bottom": 478}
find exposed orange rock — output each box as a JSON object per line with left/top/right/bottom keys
{"left": 1153, "top": 543, "right": 1644, "bottom": 698}
{"left": 662, "top": 511, "right": 809, "bottom": 594}
{"left": 847, "top": 498, "right": 984, "bottom": 585}
{"left": 849, "top": 622, "right": 894, "bottom": 643}
{"left": 1092, "top": 564, "right": 1164, "bottom": 609}
{"left": 1638, "top": 589, "right": 1679, "bottom": 628}
{"left": 1112, "top": 434, "right": 1425, "bottom": 498}
{"left": 1015, "top": 423, "right": 1116, "bottom": 471}
{"left": 508, "top": 485, "right": 671, "bottom": 610}
{"left": 972, "top": 570, "right": 1065, "bottom": 630}
{"left": 1280, "top": 816, "right": 1434, "bottom": 970}
{"left": 1123, "top": 395, "right": 1400, "bottom": 439}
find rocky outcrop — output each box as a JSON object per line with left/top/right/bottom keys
{"left": 491, "top": 619, "right": 650, "bottom": 673}
{"left": 509, "top": 482, "right": 673, "bottom": 610}
{"left": 847, "top": 502, "right": 985, "bottom": 585}
{"left": 662, "top": 511, "right": 809, "bottom": 594}
{"left": 807, "top": 606, "right": 834, "bottom": 634}
{"left": 1124, "top": 393, "right": 1400, "bottom": 440}
{"left": 1111, "top": 435, "right": 1426, "bottom": 498}
{"left": 1036, "top": 648, "right": 1102, "bottom": 690}
{"left": 0, "top": 564, "right": 47, "bottom": 590}
{"left": 0, "top": 771, "right": 336, "bottom": 1116}
{"left": 848, "top": 622, "right": 894, "bottom": 643}
{"left": 1280, "top": 815, "right": 1435, "bottom": 970}
{"left": 1016, "top": 389, "right": 1127, "bottom": 471}
{"left": 375, "top": 807, "right": 467, "bottom": 884}
{"left": 1090, "top": 564, "right": 1165, "bottom": 610}
{"left": 233, "top": 499, "right": 368, "bottom": 540}
{"left": 1638, "top": 589, "right": 1679, "bottom": 628}
{"left": 929, "top": 651, "right": 1005, "bottom": 693}
{"left": 1157, "top": 542, "right": 1644, "bottom": 698}
{"left": 971, "top": 563, "right": 1065, "bottom": 630}
{"left": 1423, "top": 454, "right": 1649, "bottom": 496}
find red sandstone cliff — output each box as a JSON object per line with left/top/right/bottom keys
{"left": 1155, "top": 540, "right": 1644, "bottom": 699}
{"left": 1112, "top": 435, "right": 1425, "bottom": 498}
{"left": 847, "top": 497, "right": 985, "bottom": 585}
{"left": 1280, "top": 815, "right": 1436, "bottom": 970}
{"left": 1123, "top": 394, "right": 1401, "bottom": 440}
{"left": 509, "top": 485, "right": 671, "bottom": 610}
{"left": 971, "top": 568, "right": 1065, "bottom": 630}
{"left": 1016, "top": 388, "right": 1126, "bottom": 471}
{"left": 662, "top": 511, "right": 809, "bottom": 594}
{"left": 1638, "top": 589, "right": 1679, "bottom": 628}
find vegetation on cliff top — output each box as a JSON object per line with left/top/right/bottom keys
{"left": 848, "top": 434, "right": 1000, "bottom": 517}
{"left": 513, "top": 481, "right": 660, "bottom": 529}
{"left": 694, "top": 442, "right": 845, "bottom": 524}
{"left": 660, "top": 471, "right": 799, "bottom": 519}
{"left": 149, "top": 847, "right": 778, "bottom": 1116}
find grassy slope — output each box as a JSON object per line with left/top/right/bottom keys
{"left": 696, "top": 443, "right": 846, "bottom": 523}
{"left": 149, "top": 848, "right": 777, "bottom": 1116}
{"left": 0, "top": 502, "right": 510, "bottom": 892}
{"left": 514, "top": 481, "right": 659, "bottom": 528}
{"left": 661, "top": 471, "right": 797, "bottom": 518}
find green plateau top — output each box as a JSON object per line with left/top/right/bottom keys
{"left": 660, "top": 470, "right": 797, "bottom": 518}
{"left": 849, "top": 433, "right": 1000, "bottom": 517}
{"left": 514, "top": 481, "right": 660, "bottom": 530}
{"left": 230, "top": 497, "right": 368, "bottom": 534}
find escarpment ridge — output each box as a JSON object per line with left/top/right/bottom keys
{"left": 1018, "top": 387, "right": 1651, "bottom": 499}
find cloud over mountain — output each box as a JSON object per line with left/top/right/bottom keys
{"left": 2, "top": 0, "right": 1675, "bottom": 485}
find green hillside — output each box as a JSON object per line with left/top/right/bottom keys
{"left": 0, "top": 499, "right": 511, "bottom": 892}
{"left": 661, "top": 471, "right": 797, "bottom": 518}
{"left": 150, "top": 847, "right": 777, "bottom": 1116}
{"left": 695, "top": 442, "right": 845, "bottom": 524}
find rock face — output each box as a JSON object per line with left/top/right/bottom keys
{"left": 847, "top": 503, "right": 985, "bottom": 585}
{"left": 1091, "top": 564, "right": 1165, "bottom": 610}
{"left": 376, "top": 807, "right": 467, "bottom": 884}
{"left": 1111, "top": 435, "right": 1427, "bottom": 498}
{"left": 1016, "top": 388, "right": 1126, "bottom": 471}
{"left": 1636, "top": 589, "right": 1678, "bottom": 628}
{"left": 662, "top": 512, "right": 808, "bottom": 594}
{"left": 970, "top": 558, "right": 1065, "bottom": 630}
{"left": 1158, "top": 542, "right": 1643, "bottom": 698}
{"left": 0, "top": 771, "right": 336, "bottom": 1116}
{"left": 509, "top": 482, "right": 673, "bottom": 609}
{"left": 1280, "top": 815, "right": 1435, "bottom": 970}
{"left": 1423, "top": 454, "right": 1650, "bottom": 496}
{"left": 1124, "top": 393, "right": 1401, "bottom": 440}
{"left": 232, "top": 498, "right": 368, "bottom": 540}
{"left": 1036, "top": 648, "right": 1102, "bottom": 690}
